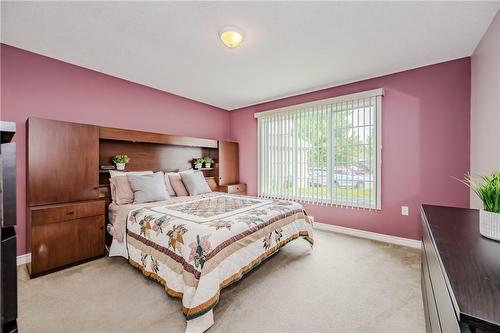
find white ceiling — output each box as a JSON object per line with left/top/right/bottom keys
{"left": 1, "top": 2, "right": 499, "bottom": 110}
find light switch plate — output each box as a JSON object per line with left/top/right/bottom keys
{"left": 401, "top": 206, "right": 409, "bottom": 216}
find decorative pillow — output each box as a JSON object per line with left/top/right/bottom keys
{"left": 127, "top": 171, "right": 169, "bottom": 204}
{"left": 165, "top": 169, "right": 194, "bottom": 196}
{"left": 168, "top": 174, "right": 189, "bottom": 196}
{"left": 164, "top": 173, "right": 177, "bottom": 196}
{"left": 109, "top": 176, "right": 134, "bottom": 205}
{"left": 180, "top": 172, "right": 212, "bottom": 196}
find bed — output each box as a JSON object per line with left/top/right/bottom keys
{"left": 108, "top": 192, "right": 313, "bottom": 333}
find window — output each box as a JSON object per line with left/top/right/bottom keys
{"left": 256, "top": 88, "right": 383, "bottom": 209}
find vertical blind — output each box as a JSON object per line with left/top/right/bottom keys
{"left": 256, "top": 88, "right": 383, "bottom": 209}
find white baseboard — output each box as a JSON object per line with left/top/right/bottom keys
{"left": 15, "top": 225, "right": 419, "bottom": 266}
{"left": 313, "top": 222, "right": 421, "bottom": 249}
{"left": 17, "top": 253, "right": 31, "bottom": 266}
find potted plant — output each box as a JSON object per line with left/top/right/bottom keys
{"left": 112, "top": 155, "right": 130, "bottom": 171}
{"left": 194, "top": 158, "right": 204, "bottom": 170}
{"left": 204, "top": 156, "right": 214, "bottom": 169}
{"left": 459, "top": 172, "right": 500, "bottom": 241}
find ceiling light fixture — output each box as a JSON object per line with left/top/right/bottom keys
{"left": 219, "top": 26, "right": 244, "bottom": 48}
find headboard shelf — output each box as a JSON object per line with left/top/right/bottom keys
{"left": 99, "top": 140, "right": 216, "bottom": 173}
{"left": 99, "top": 126, "right": 218, "bottom": 148}
{"left": 96, "top": 123, "right": 237, "bottom": 189}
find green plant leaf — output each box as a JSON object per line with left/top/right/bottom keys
{"left": 457, "top": 172, "right": 500, "bottom": 213}
{"left": 203, "top": 156, "right": 214, "bottom": 164}
{"left": 113, "top": 154, "right": 130, "bottom": 164}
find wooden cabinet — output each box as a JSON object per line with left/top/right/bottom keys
{"left": 217, "top": 141, "right": 239, "bottom": 186}
{"left": 26, "top": 118, "right": 104, "bottom": 277}
{"left": 27, "top": 118, "right": 100, "bottom": 206}
{"left": 217, "top": 183, "right": 246, "bottom": 195}
{"left": 28, "top": 200, "right": 105, "bottom": 276}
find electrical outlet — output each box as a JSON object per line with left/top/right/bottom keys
{"left": 401, "top": 206, "right": 409, "bottom": 216}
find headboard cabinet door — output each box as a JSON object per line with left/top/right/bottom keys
{"left": 27, "top": 118, "right": 100, "bottom": 206}
{"left": 218, "top": 140, "right": 239, "bottom": 186}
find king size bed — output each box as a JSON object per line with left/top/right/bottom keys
{"left": 107, "top": 191, "right": 313, "bottom": 333}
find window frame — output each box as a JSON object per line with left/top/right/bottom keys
{"left": 255, "top": 88, "right": 383, "bottom": 210}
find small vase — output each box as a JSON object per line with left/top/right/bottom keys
{"left": 205, "top": 163, "right": 211, "bottom": 169}
{"left": 115, "top": 163, "right": 126, "bottom": 171}
{"left": 195, "top": 163, "right": 203, "bottom": 170}
{"left": 479, "top": 210, "right": 500, "bottom": 241}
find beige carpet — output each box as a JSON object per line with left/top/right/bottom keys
{"left": 18, "top": 230, "right": 425, "bottom": 333}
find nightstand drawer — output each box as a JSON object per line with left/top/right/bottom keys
{"left": 228, "top": 184, "right": 246, "bottom": 194}
{"left": 218, "top": 183, "right": 246, "bottom": 195}
{"left": 31, "top": 200, "right": 105, "bottom": 226}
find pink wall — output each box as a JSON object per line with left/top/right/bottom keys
{"left": 230, "top": 58, "right": 471, "bottom": 240}
{"left": 0, "top": 44, "right": 231, "bottom": 255}
{"left": 1, "top": 43, "right": 471, "bottom": 254}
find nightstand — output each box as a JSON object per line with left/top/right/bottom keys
{"left": 27, "top": 199, "right": 105, "bottom": 277}
{"left": 217, "top": 183, "right": 247, "bottom": 195}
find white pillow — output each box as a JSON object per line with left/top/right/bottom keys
{"left": 127, "top": 172, "right": 169, "bottom": 204}
{"left": 109, "top": 170, "right": 153, "bottom": 177}
{"left": 164, "top": 169, "right": 194, "bottom": 196}
{"left": 180, "top": 172, "right": 212, "bottom": 196}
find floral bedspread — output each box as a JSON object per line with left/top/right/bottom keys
{"left": 125, "top": 192, "right": 313, "bottom": 322}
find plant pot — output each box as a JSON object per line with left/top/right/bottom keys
{"left": 115, "top": 163, "right": 126, "bottom": 171}
{"left": 195, "top": 163, "right": 203, "bottom": 170}
{"left": 479, "top": 209, "right": 500, "bottom": 241}
{"left": 205, "top": 163, "right": 211, "bottom": 169}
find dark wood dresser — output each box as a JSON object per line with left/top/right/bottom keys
{"left": 1, "top": 121, "right": 18, "bottom": 331}
{"left": 421, "top": 205, "right": 500, "bottom": 333}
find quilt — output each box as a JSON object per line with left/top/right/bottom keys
{"left": 124, "top": 192, "right": 313, "bottom": 330}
